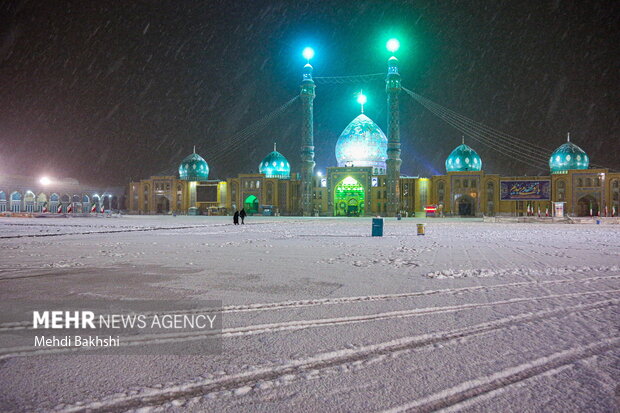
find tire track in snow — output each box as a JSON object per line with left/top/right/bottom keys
{"left": 380, "top": 338, "right": 619, "bottom": 413}
{"left": 0, "top": 221, "right": 276, "bottom": 240}
{"left": 1, "top": 275, "right": 618, "bottom": 331}
{"left": 1, "top": 290, "right": 617, "bottom": 361}
{"left": 0, "top": 224, "right": 224, "bottom": 239}
{"left": 53, "top": 299, "right": 617, "bottom": 413}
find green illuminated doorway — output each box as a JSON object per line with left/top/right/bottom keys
{"left": 244, "top": 195, "right": 259, "bottom": 214}
{"left": 334, "top": 176, "right": 365, "bottom": 217}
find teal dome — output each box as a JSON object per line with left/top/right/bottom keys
{"left": 445, "top": 142, "right": 482, "bottom": 172}
{"left": 335, "top": 114, "right": 387, "bottom": 171}
{"left": 259, "top": 147, "right": 290, "bottom": 179}
{"left": 178, "top": 151, "right": 209, "bottom": 181}
{"left": 549, "top": 136, "right": 589, "bottom": 174}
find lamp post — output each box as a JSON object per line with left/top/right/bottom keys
{"left": 385, "top": 38, "right": 402, "bottom": 217}
{"left": 300, "top": 47, "right": 316, "bottom": 216}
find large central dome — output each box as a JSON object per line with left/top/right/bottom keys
{"left": 335, "top": 114, "right": 388, "bottom": 172}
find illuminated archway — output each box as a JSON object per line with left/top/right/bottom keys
{"left": 244, "top": 195, "right": 259, "bottom": 214}
{"left": 334, "top": 176, "right": 365, "bottom": 217}
{"left": 24, "top": 191, "right": 36, "bottom": 212}
{"left": 10, "top": 191, "right": 22, "bottom": 212}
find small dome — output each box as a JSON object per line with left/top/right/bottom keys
{"left": 178, "top": 151, "right": 209, "bottom": 181}
{"left": 445, "top": 142, "right": 482, "bottom": 172}
{"left": 335, "top": 114, "right": 388, "bottom": 171}
{"left": 549, "top": 136, "right": 589, "bottom": 174}
{"left": 259, "top": 148, "right": 290, "bottom": 179}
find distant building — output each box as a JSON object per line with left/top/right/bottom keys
{"left": 0, "top": 175, "right": 124, "bottom": 214}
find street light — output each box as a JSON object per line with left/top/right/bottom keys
{"left": 40, "top": 176, "right": 52, "bottom": 186}
{"left": 386, "top": 38, "right": 400, "bottom": 54}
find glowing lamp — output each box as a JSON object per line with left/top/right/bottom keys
{"left": 357, "top": 92, "right": 367, "bottom": 106}
{"left": 386, "top": 38, "right": 400, "bottom": 53}
{"left": 302, "top": 47, "right": 315, "bottom": 61}
{"left": 40, "top": 176, "right": 51, "bottom": 186}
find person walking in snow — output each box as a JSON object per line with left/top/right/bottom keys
{"left": 239, "top": 208, "right": 247, "bottom": 224}
{"left": 233, "top": 210, "right": 240, "bottom": 225}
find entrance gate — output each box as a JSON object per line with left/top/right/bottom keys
{"left": 334, "top": 177, "right": 365, "bottom": 217}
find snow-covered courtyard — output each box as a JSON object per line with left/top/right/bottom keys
{"left": 0, "top": 216, "right": 618, "bottom": 412}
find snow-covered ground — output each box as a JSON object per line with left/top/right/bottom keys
{"left": 0, "top": 216, "right": 618, "bottom": 412}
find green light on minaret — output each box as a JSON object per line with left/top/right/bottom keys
{"left": 302, "top": 47, "right": 315, "bottom": 61}
{"left": 357, "top": 91, "right": 367, "bottom": 113}
{"left": 386, "top": 38, "right": 400, "bottom": 53}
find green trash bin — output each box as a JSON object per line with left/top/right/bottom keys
{"left": 372, "top": 218, "right": 384, "bottom": 237}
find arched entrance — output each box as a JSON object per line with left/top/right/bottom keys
{"left": 82, "top": 194, "right": 90, "bottom": 212}
{"left": 60, "top": 194, "right": 70, "bottom": 213}
{"left": 103, "top": 195, "right": 111, "bottom": 211}
{"left": 456, "top": 195, "right": 475, "bottom": 216}
{"left": 90, "top": 195, "right": 100, "bottom": 213}
{"left": 244, "top": 195, "right": 259, "bottom": 214}
{"left": 10, "top": 191, "right": 22, "bottom": 212}
{"left": 156, "top": 195, "right": 170, "bottom": 214}
{"left": 72, "top": 194, "right": 82, "bottom": 213}
{"left": 577, "top": 195, "right": 598, "bottom": 216}
{"left": 50, "top": 193, "right": 60, "bottom": 213}
{"left": 37, "top": 193, "right": 48, "bottom": 212}
{"left": 0, "top": 191, "right": 7, "bottom": 212}
{"left": 334, "top": 176, "right": 365, "bottom": 217}
{"left": 24, "top": 191, "right": 36, "bottom": 212}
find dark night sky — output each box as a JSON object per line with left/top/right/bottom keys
{"left": 0, "top": 0, "right": 618, "bottom": 185}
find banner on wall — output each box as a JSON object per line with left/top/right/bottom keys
{"left": 500, "top": 180, "right": 551, "bottom": 200}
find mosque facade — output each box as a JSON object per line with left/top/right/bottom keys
{"left": 127, "top": 53, "right": 619, "bottom": 218}
{"left": 127, "top": 128, "right": 620, "bottom": 218}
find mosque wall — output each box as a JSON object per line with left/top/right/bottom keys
{"left": 128, "top": 168, "right": 619, "bottom": 218}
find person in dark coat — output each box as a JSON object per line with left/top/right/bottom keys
{"left": 239, "top": 208, "right": 247, "bottom": 224}
{"left": 233, "top": 210, "right": 240, "bottom": 225}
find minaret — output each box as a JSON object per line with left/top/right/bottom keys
{"left": 300, "top": 48, "right": 316, "bottom": 216}
{"left": 385, "top": 42, "right": 402, "bottom": 216}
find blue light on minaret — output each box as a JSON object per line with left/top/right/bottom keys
{"left": 385, "top": 39, "right": 402, "bottom": 216}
